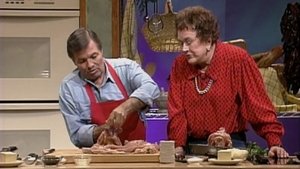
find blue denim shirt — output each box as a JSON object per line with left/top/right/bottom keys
{"left": 59, "top": 58, "right": 160, "bottom": 147}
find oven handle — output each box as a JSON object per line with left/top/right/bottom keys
{"left": 0, "top": 102, "right": 59, "bottom": 110}
{"left": 0, "top": 9, "right": 79, "bottom": 17}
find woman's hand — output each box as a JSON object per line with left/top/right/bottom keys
{"left": 175, "top": 146, "right": 185, "bottom": 161}
{"left": 268, "top": 146, "right": 289, "bottom": 159}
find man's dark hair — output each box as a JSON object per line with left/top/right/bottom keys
{"left": 67, "top": 28, "right": 102, "bottom": 60}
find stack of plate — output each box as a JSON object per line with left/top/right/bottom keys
{"left": 159, "top": 140, "right": 175, "bottom": 163}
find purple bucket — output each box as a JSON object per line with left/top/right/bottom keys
{"left": 145, "top": 118, "right": 169, "bottom": 144}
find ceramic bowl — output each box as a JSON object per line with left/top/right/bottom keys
{"left": 41, "top": 155, "right": 61, "bottom": 166}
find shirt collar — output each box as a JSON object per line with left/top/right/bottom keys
{"left": 187, "top": 41, "right": 222, "bottom": 81}
{"left": 104, "top": 61, "right": 115, "bottom": 84}
{"left": 81, "top": 60, "right": 115, "bottom": 87}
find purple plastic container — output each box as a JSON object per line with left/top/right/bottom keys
{"left": 145, "top": 118, "right": 169, "bottom": 144}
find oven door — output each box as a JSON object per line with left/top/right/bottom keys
{"left": 0, "top": 10, "right": 79, "bottom": 103}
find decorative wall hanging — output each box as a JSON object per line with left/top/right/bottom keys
{"left": 121, "top": 0, "right": 141, "bottom": 64}
{"left": 142, "top": 0, "right": 181, "bottom": 52}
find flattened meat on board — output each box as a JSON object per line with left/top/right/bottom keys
{"left": 105, "top": 140, "right": 159, "bottom": 153}
{"left": 97, "top": 128, "right": 122, "bottom": 146}
{"left": 133, "top": 143, "right": 159, "bottom": 154}
{"left": 83, "top": 126, "right": 159, "bottom": 154}
{"left": 84, "top": 140, "right": 159, "bottom": 154}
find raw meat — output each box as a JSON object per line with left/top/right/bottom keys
{"left": 85, "top": 140, "right": 159, "bottom": 154}
{"left": 207, "top": 127, "right": 232, "bottom": 148}
{"left": 97, "top": 128, "right": 122, "bottom": 146}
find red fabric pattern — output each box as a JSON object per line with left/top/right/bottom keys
{"left": 85, "top": 63, "right": 145, "bottom": 143}
{"left": 168, "top": 42, "right": 284, "bottom": 148}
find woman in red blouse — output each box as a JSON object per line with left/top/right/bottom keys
{"left": 167, "top": 6, "right": 289, "bottom": 159}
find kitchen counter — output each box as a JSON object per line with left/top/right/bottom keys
{"left": 5, "top": 149, "right": 299, "bottom": 169}
{"left": 10, "top": 161, "right": 300, "bottom": 169}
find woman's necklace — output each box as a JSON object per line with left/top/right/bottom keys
{"left": 194, "top": 76, "right": 213, "bottom": 95}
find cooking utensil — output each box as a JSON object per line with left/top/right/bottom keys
{"left": 188, "top": 144, "right": 211, "bottom": 155}
{"left": 43, "top": 148, "right": 55, "bottom": 155}
{"left": 1, "top": 146, "right": 17, "bottom": 152}
{"left": 23, "top": 153, "right": 39, "bottom": 165}
{"left": 188, "top": 143, "right": 228, "bottom": 158}
{"left": 24, "top": 149, "right": 56, "bottom": 166}
{"left": 144, "top": 0, "right": 149, "bottom": 22}
{"left": 148, "top": 0, "right": 163, "bottom": 33}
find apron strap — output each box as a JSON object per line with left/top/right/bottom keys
{"left": 85, "top": 84, "right": 97, "bottom": 103}
{"left": 84, "top": 62, "right": 129, "bottom": 102}
{"left": 106, "top": 62, "right": 129, "bottom": 99}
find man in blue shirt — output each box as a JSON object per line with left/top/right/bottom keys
{"left": 59, "top": 28, "right": 160, "bottom": 148}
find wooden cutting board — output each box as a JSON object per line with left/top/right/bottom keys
{"left": 49, "top": 149, "right": 160, "bottom": 163}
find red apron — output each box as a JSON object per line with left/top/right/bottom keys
{"left": 84, "top": 63, "right": 145, "bottom": 143}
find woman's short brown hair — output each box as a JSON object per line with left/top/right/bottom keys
{"left": 175, "top": 6, "right": 219, "bottom": 43}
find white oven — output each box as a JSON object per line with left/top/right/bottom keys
{"left": 0, "top": 0, "right": 79, "bottom": 109}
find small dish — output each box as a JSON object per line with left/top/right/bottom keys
{"left": 208, "top": 158, "right": 242, "bottom": 165}
{"left": 74, "top": 155, "right": 91, "bottom": 166}
{"left": 187, "top": 157, "right": 204, "bottom": 165}
{"left": 41, "top": 155, "right": 62, "bottom": 166}
{"left": 0, "top": 160, "right": 23, "bottom": 167}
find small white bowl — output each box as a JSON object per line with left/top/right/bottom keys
{"left": 59, "top": 157, "right": 67, "bottom": 165}
{"left": 74, "top": 155, "right": 91, "bottom": 166}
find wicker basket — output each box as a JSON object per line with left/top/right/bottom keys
{"left": 142, "top": 0, "right": 181, "bottom": 52}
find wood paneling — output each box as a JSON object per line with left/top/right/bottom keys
{"left": 112, "top": 0, "right": 121, "bottom": 58}
{"left": 79, "top": 0, "right": 87, "bottom": 28}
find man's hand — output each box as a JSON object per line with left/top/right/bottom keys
{"left": 97, "top": 127, "right": 122, "bottom": 145}
{"left": 92, "top": 124, "right": 110, "bottom": 143}
{"left": 268, "top": 146, "right": 289, "bottom": 159}
{"left": 106, "top": 98, "right": 146, "bottom": 134}
{"left": 106, "top": 108, "right": 127, "bottom": 133}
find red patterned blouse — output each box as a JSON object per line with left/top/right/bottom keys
{"left": 168, "top": 42, "right": 284, "bottom": 148}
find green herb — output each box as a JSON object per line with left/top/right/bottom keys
{"left": 246, "top": 141, "right": 268, "bottom": 162}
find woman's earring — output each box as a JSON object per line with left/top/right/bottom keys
{"left": 206, "top": 46, "right": 211, "bottom": 53}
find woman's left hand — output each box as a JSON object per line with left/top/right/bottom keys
{"left": 175, "top": 146, "right": 185, "bottom": 161}
{"left": 268, "top": 146, "right": 289, "bottom": 158}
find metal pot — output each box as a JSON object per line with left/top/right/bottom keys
{"left": 188, "top": 143, "right": 227, "bottom": 157}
